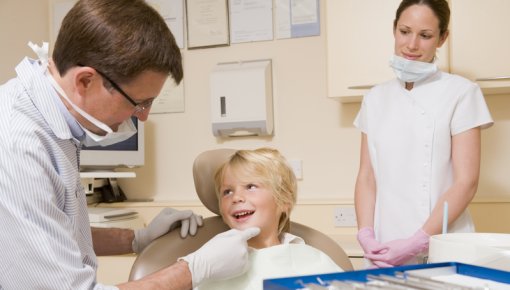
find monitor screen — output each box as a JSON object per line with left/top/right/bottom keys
{"left": 79, "top": 117, "right": 145, "bottom": 170}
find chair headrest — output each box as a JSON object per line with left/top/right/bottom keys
{"left": 192, "top": 148, "right": 236, "bottom": 215}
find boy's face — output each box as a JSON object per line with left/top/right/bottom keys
{"left": 219, "top": 167, "right": 282, "bottom": 247}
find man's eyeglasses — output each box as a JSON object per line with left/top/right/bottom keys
{"left": 78, "top": 64, "right": 153, "bottom": 114}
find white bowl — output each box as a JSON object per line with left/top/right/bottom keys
{"left": 428, "top": 233, "right": 510, "bottom": 271}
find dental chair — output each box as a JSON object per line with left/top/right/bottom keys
{"left": 129, "top": 149, "right": 353, "bottom": 281}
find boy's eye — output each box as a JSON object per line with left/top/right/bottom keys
{"left": 222, "top": 189, "right": 233, "bottom": 196}
{"left": 247, "top": 184, "right": 257, "bottom": 190}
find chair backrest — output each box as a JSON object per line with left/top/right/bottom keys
{"left": 129, "top": 149, "right": 353, "bottom": 281}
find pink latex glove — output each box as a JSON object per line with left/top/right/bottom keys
{"left": 364, "top": 229, "right": 430, "bottom": 267}
{"left": 357, "top": 227, "right": 387, "bottom": 254}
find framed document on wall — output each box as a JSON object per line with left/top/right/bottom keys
{"left": 185, "top": 0, "right": 229, "bottom": 49}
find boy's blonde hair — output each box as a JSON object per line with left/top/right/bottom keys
{"left": 214, "top": 148, "right": 297, "bottom": 234}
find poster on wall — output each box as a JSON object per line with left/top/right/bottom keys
{"left": 150, "top": 77, "right": 185, "bottom": 114}
{"left": 229, "top": 0, "right": 273, "bottom": 44}
{"left": 147, "top": 0, "right": 185, "bottom": 49}
{"left": 275, "top": 0, "right": 320, "bottom": 39}
{"left": 186, "top": 0, "right": 230, "bottom": 49}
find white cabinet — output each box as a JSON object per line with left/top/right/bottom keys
{"left": 449, "top": 0, "right": 510, "bottom": 95}
{"left": 325, "top": 0, "right": 449, "bottom": 102}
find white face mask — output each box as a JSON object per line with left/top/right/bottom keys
{"left": 29, "top": 41, "right": 137, "bottom": 147}
{"left": 389, "top": 54, "right": 438, "bottom": 83}
{"left": 78, "top": 117, "right": 137, "bottom": 147}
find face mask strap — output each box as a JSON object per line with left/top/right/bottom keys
{"left": 28, "top": 41, "right": 137, "bottom": 147}
{"left": 44, "top": 71, "right": 114, "bottom": 135}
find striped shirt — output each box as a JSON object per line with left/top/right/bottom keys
{"left": 0, "top": 58, "right": 117, "bottom": 290}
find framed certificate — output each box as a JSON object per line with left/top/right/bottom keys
{"left": 185, "top": 0, "right": 230, "bottom": 49}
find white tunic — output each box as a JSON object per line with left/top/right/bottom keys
{"left": 354, "top": 71, "right": 493, "bottom": 246}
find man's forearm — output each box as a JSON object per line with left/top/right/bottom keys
{"left": 91, "top": 227, "right": 134, "bottom": 256}
{"left": 117, "top": 260, "right": 192, "bottom": 290}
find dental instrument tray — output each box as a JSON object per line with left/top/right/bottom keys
{"left": 263, "top": 262, "right": 510, "bottom": 289}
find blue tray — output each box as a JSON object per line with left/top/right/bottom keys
{"left": 263, "top": 262, "right": 510, "bottom": 289}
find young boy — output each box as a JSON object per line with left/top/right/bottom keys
{"left": 197, "top": 148, "right": 343, "bottom": 290}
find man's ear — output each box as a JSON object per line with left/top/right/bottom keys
{"left": 74, "top": 67, "right": 96, "bottom": 96}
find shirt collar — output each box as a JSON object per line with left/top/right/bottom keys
{"left": 16, "top": 58, "right": 81, "bottom": 141}
{"left": 280, "top": 232, "right": 305, "bottom": 244}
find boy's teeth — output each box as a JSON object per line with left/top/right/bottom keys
{"left": 235, "top": 211, "right": 253, "bottom": 218}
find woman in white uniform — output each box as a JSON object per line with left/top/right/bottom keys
{"left": 354, "top": 0, "right": 493, "bottom": 268}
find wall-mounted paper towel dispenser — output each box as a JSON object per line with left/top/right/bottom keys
{"left": 210, "top": 59, "right": 273, "bottom": 137}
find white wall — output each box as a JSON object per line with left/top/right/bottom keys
{"left": 0, "top": 0, "right": 49, "bottom": 81}
{"left": 2, "top": 0, "right": 510, "bottom": 206}
{"left": 120, "top": 33, "right": 362, "bottom": 202}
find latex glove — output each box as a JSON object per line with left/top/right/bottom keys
{"left": 132, "top": 208, "right": 203, "bottom": 253}
{"left": 179, "top": 227, "right": 260, "bottom": 287}
{"left": 371, "top": 260, "right": 394, "bottom": 268}
{"left": 364, "top": 229, "right": 430, "bottom": 267}
{"left": 357, "top": 227, "right": 387, "bottom": 254}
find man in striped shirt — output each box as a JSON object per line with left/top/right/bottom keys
{"left": 0, "top": 0, "right": 259, "bottom": 289}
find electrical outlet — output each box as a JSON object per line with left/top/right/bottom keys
{"left": 334, "top": 207, "right": 357, "bottom": 227}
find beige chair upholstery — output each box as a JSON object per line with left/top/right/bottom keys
{"left": 129, "top": 149, "right": 353, "bottom": 281}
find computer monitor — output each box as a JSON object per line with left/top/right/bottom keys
{"left": 79, "top": 117, "right": 145, "bottom": 171}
